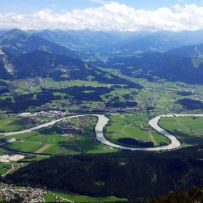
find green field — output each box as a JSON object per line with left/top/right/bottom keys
{"left": 45, "top": 191, "right": 127, "bottom": 203}
{"left": 4, "top": 132, "right": 116, "bottom": 155}
{"left": 105, "top": 113, "right": 170, "bottom": 147}
{"left": 159, "top": 116, "right": 203, "bottom": 147}
{"left": 0, "top": 162, "right": 13, "bottom": 176}
{"left": 2, "top": 116, "right": 116, "bottom": 155}
{"left": 0, "top": 115, "right": 34, "bottom": 133}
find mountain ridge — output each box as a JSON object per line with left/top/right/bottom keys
{"left": 0, "top": 28, "right": 76, "bottom": 58}
{"left": 108, "top": 43, "right": 203, "bottom": 84}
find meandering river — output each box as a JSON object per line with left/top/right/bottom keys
{"left": 1, "top": 113, "right": 203, "bottom": 152}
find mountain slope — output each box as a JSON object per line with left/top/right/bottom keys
{"left": 0, "top": 49, "right": 141, "bottom": 91}
{"left": 35, "top": 29, "right": 135, "bottom": 56}
{"left": 0, "top": 49, "right": 92, "bottom": 79}
{"left": 0, "top": 30, "right": 8, "bottom": 37}
{"left": 0, "top": 48, "right": 14, "bottom": 78}
{"left": 112, "top": 30, "right": 203, "bottom": 55}
{"left": 151, "top": 186, "right": 203, "bottom": 203}
{"left": 0, "top": 29, "right": 75, "bottom": 57}
{"left": 6, "top": 147, "right": 203, "bottom": 200}
{"left": 108, "top": 44, "right": 203, "bottom": 84}
{"left": 13, "top": 50, "right": 86, "bottom": 78}
{"left": 36, "top": 30, "right": 203, "bottom": 55}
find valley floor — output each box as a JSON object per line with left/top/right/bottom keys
{"left": 1, "top": 112, "right": 203, "bottom": 154}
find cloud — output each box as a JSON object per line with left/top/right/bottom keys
{"left": 1, "top": 2, "right": 203, "bottom": 31}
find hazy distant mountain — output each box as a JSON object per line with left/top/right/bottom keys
{"left": 35, "top": 29, "right": 203, "bottom": 55}
{"left": 108, "top": 44, "right": 203, "bottom": 84}
{"left": 0, "top": 30, "right": 8, "bottom": 37}
{"left": 0, "top": 29, "right": 75, "bottom": 57}
{"left": 34, "top": 29, "right": 203, "bottom": 75}
{"left": 112, "top": 30, "right": 203, "bottom": 55}
{"left": 35, "top": 30, "right": 136, "bottom": 54}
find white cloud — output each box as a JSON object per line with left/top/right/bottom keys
{"left": 1, "top": 2, "right": 203, "bottom": 31}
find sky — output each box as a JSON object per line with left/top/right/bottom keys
{"left": 1, "top": 0, "right": 203, "bottom": 31}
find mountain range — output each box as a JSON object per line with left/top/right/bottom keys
{"left": 34, "top": 29, "right": 203, "bottom": 55}
{"left": 1, "top": 28, "right": 203, "bottom": 84}
{"left": 108, "top": 43, "right": 203, "bottom": 84}
{"left": 0, "top": 29, "right": 82, "bottom": 79}
{"left": 0, "top": 29, "right": 141, "bottom": 89}
{"left": 0, "top": 29, "right": 75, "bottom": 57}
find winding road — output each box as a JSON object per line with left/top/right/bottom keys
{"left": 1, "top": 113, "right": 203, "bottom": 152}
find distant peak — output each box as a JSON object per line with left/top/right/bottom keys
{"left": 10, "top": 28, "right": 24, "bottom": 32}
{"left": 2, "top": 28, "right": 29, "bottom": 37}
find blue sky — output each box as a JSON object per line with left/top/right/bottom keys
{"left": 0, "top": 0, "right": 202, "bottom": 13}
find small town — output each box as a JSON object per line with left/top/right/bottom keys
{"left": 0, "top": 182, "right": 47, "bottom": 202}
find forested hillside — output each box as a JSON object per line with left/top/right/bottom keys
{"left": 6, "top": 146, "right": 203, "bottom": 201}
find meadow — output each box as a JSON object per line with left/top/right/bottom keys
{"left": 44, "top": 191, "right": 127, "bottom": 203}
{"left": 105, "top": 113, "right": 170, "bottom": 147}
{"left": 2, "top": 116, "right": 116, "bottom": 155}
{"left": 0, "top": 115, "right": 34, "bottom": 133}
{"left": 159, "top": 116, "right": 203, "bottom": 147}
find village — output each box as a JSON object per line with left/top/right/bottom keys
{"left": 0, "top": 182, "right": 47, "bottom": 202}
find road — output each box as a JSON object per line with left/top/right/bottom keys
{"left": 1, "top": 113, "right": 203, "bottom": 152}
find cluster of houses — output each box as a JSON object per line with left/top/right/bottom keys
{"left": 0, "top": 182, "right": 47, "bottom": 202}
{"left": 19, "top": 110, "right": 66, "bottom": 118}
{"left": 0, "top": 154, "right": 25, "bottom": 163}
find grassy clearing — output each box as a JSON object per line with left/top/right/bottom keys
{"left": 0, "top": 162, "right": 13, "bottom": 175}
{"left": 44, "top": 193, "right": 56, "bottom": 202}
{"left": 0, "top": 150, "right": 8, "bottom": 156}
{"left": 6, "top": 142, "right": 44, "bottom": 153}
{"left": 0, "top": 115, "right": 33, "bottom": 133}
{"left": 45, "top": 191, "right": 127, "bottom": 203}
{"left": 105, "top": 113, "right": 170, "bottom": 147}
{"left": 44, "top": 79, "right": 113, "bottom": 88}
{"left": 159, "top": 116, "right": 203, "bottom": 147}
{"left": 13, "top": 78, "right": 114, "bottom": 95}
